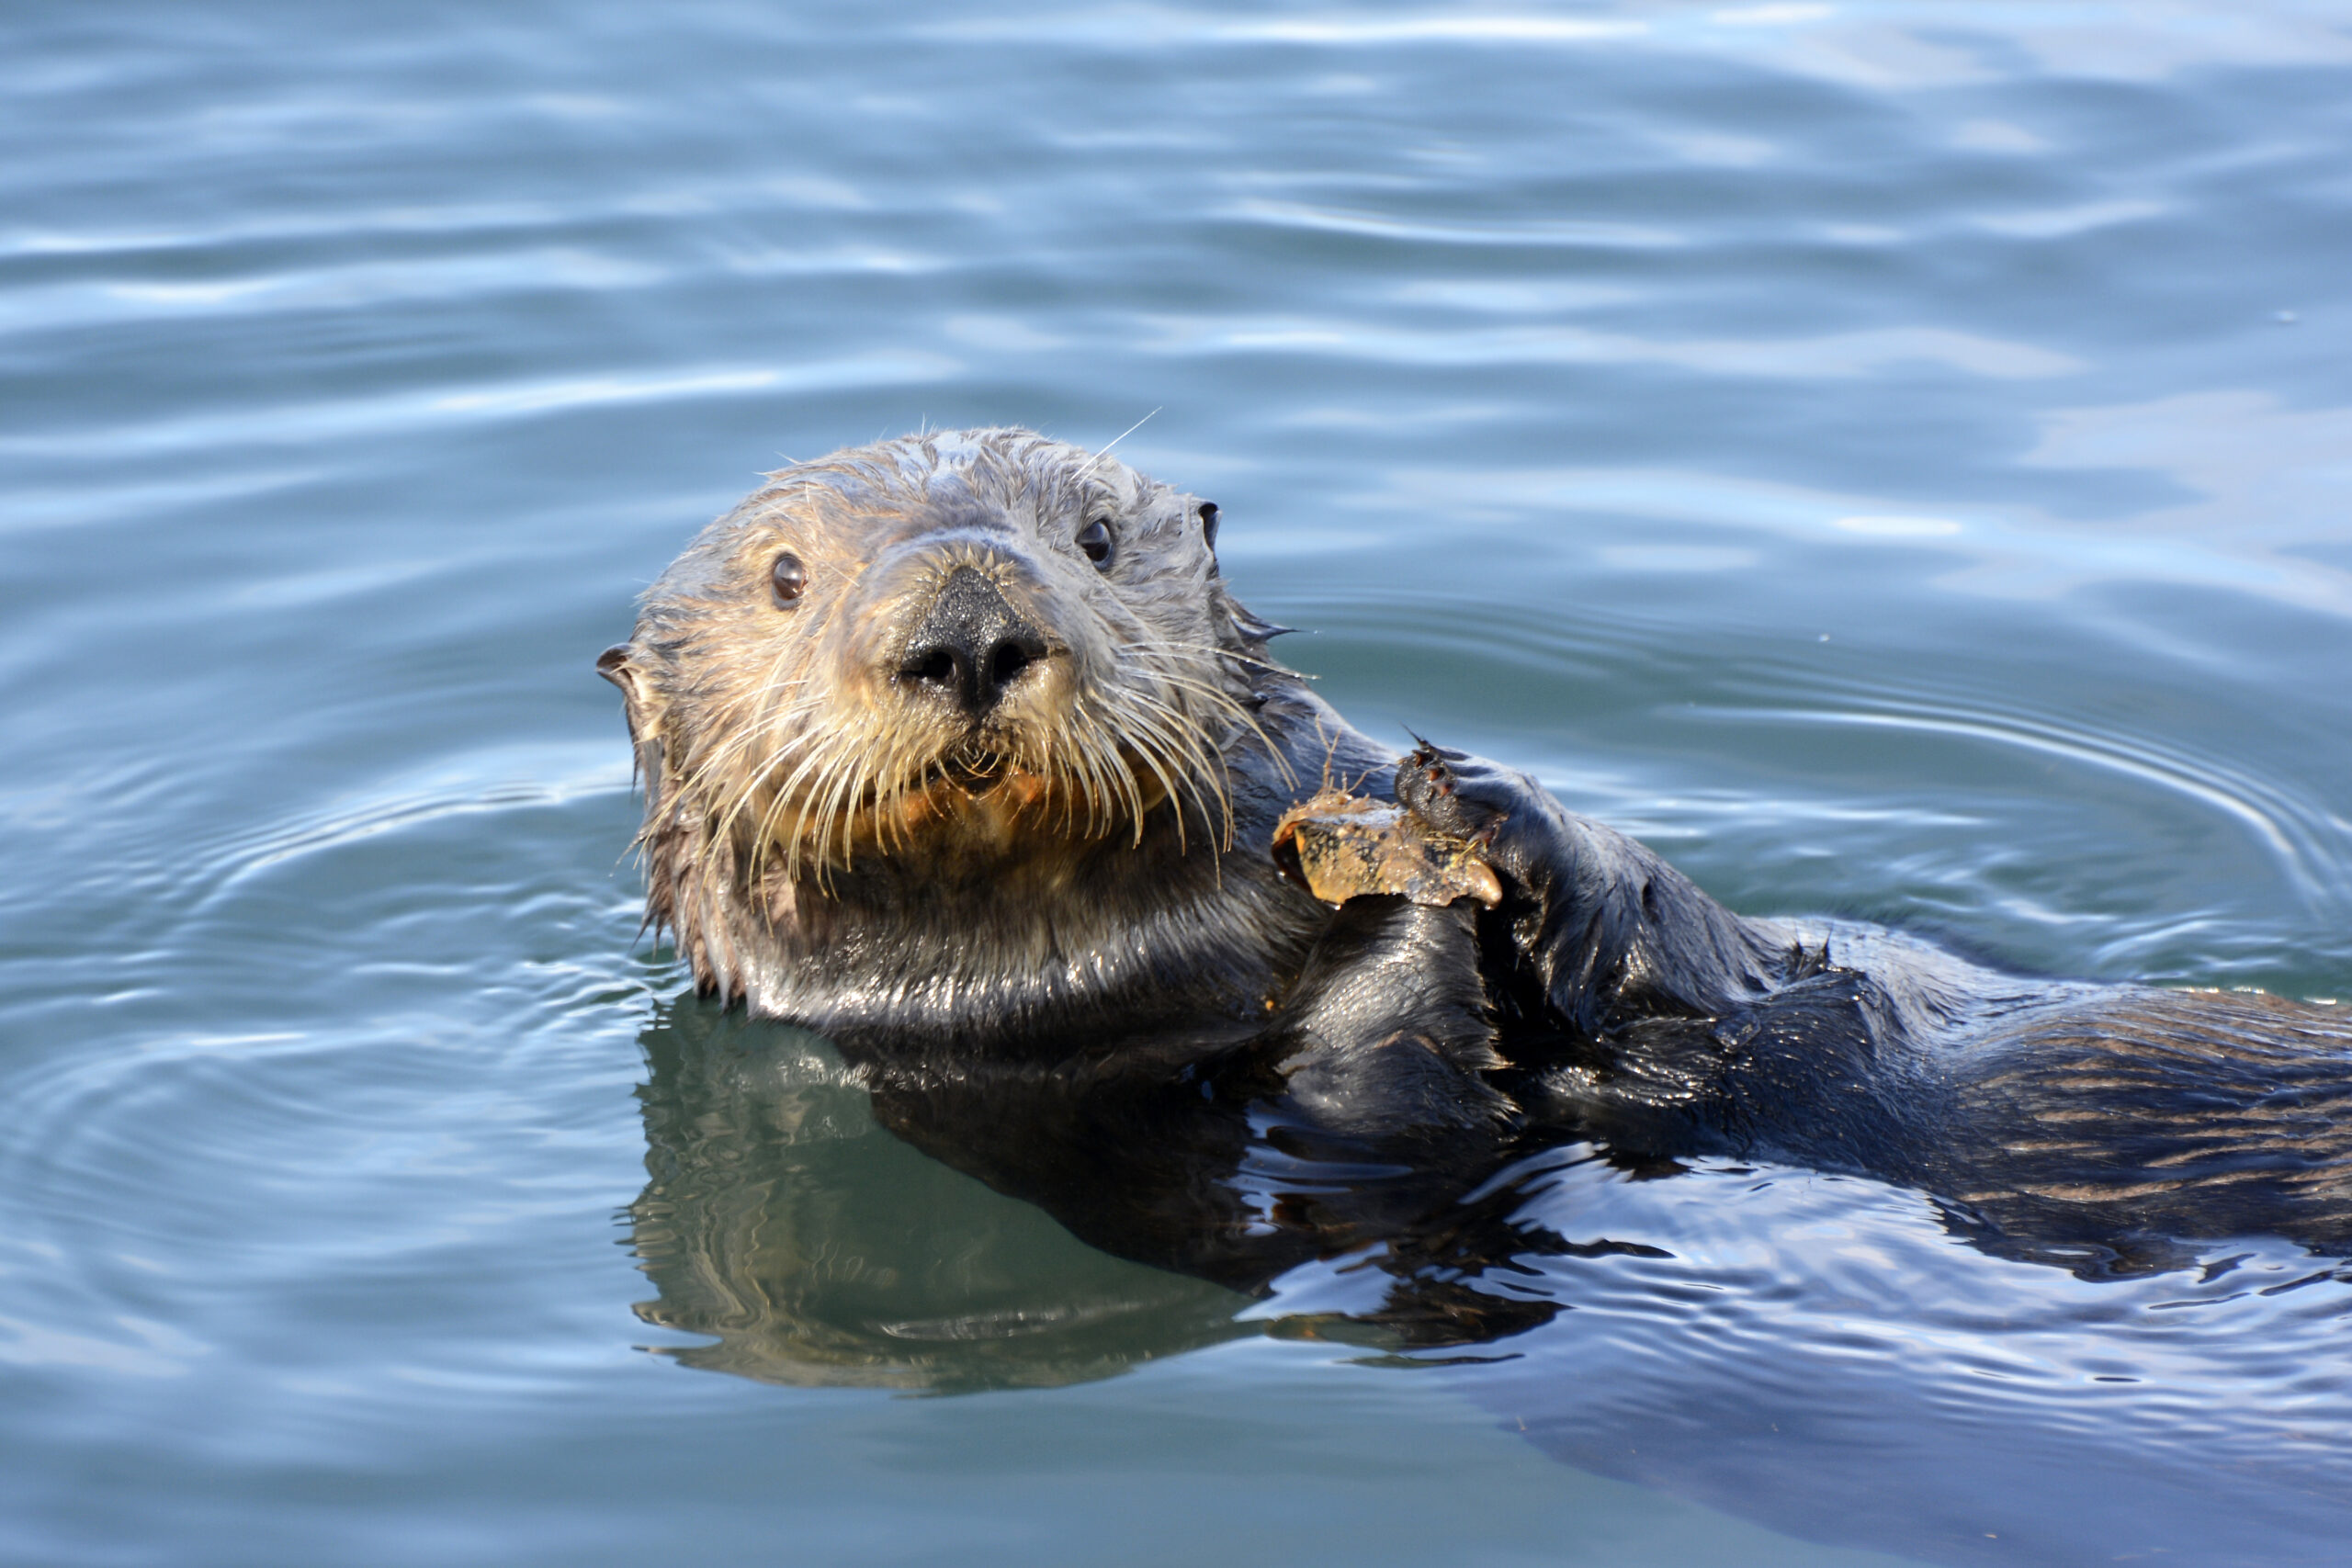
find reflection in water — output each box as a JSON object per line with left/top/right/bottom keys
{"left": 628, "top": 1003, "right": 1251, "bottom": 1391}
{"left": 630, "top": 992, "right": 2352, "bottom": 1564}
{"left": 627, "top": 994, "right": 1590, "bottom": 1389}
{"left": 636, "top": 962, "right": 1802, "bottom": 1387}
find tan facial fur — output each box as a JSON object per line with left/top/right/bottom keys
{"left": 601, "top": 427, "right": 1290, "bottom": 998}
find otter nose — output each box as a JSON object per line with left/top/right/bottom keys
{"left": 896, "top": 567, "right": 1050, "bottom": 716}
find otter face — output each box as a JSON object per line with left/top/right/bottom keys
{"left": 601, "top": 428, "right": 1276, "bottom": 919}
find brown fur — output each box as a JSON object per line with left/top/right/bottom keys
{"left": 599, "top": 428, "right": 1372, "bottom": 1043}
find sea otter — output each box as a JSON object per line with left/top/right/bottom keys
{"left": 600, "top": 427, "right": 2352, "bottom": 1257}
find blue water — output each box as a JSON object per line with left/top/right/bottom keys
{"left": 6, "top": 3, "right": 2352, "bottom": 1564}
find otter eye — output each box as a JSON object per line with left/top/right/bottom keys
{"left": 1198, "top": 502, "right": 1219, "bottom": 550}
{"left": 770, "top": 550, "right": 808, "bottom": 604}
{"left": 1076, "top": 518, "right": 1114, "bottom": 570}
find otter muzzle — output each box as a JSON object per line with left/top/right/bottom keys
{"left": 895, "top": 566, "right": 1050, "bottom": 717}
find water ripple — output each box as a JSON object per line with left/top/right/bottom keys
{"left": 1220, "top": 200, "right": 1684, "bottom": 251}
{"left": 0, "top": 353, "right": 962, "bottom": 459}
{"left": 1725, "top": 697, "right": 2352, "bottom": 917}
{"left": 1398, "top": 1151, "right": 2352, "bottom": 1563}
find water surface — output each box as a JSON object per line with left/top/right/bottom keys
{"left": 5, "top": 3, "right": 2352, "bottom": 1564}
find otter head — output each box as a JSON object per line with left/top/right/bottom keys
{"left": 599, "top": 427, "right": 1286, "bottom": 987}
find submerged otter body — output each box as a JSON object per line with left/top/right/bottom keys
{"left": 604, "top": 427, "right": 2352, "bottom": 1258}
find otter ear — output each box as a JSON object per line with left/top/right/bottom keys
{"left": 597, "top": 642, "right": 639, "bottom": 693}
{"left": 598, "top": 643, "right": 661, "bottom": 733}
{"left": 598, "top": 643, "right": 671, "bottom": 805}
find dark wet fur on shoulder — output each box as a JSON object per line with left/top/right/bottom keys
{"left": 1394, "top": 743, "right": 2352, "bottom": 1261}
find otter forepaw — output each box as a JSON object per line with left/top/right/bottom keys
{"left": 1396, "top": 741, "right": 1510, "bottom": 843}
{"left": 1396, "top": 741, "right": 1564, "bottom": 896}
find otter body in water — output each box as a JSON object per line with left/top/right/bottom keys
{"left": 603, "top": 428, "right": 2352, "bottom": 1256}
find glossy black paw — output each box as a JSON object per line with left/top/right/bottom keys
{"left": 1396, "top": 740, "right": 1566, "bottom": 897}
{"left": 1396, "top": 740, "right": 1510, "bottom": 847}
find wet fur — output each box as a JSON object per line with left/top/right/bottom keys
{"left": 1396, "top": 746, "right": 2352, "bottom": 1256}
{"left": 608, "top": 428, "right": 2352, "bottom": 1256}
{"left": 602, "top": 429, "right": 1383, "bottom": 1045}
